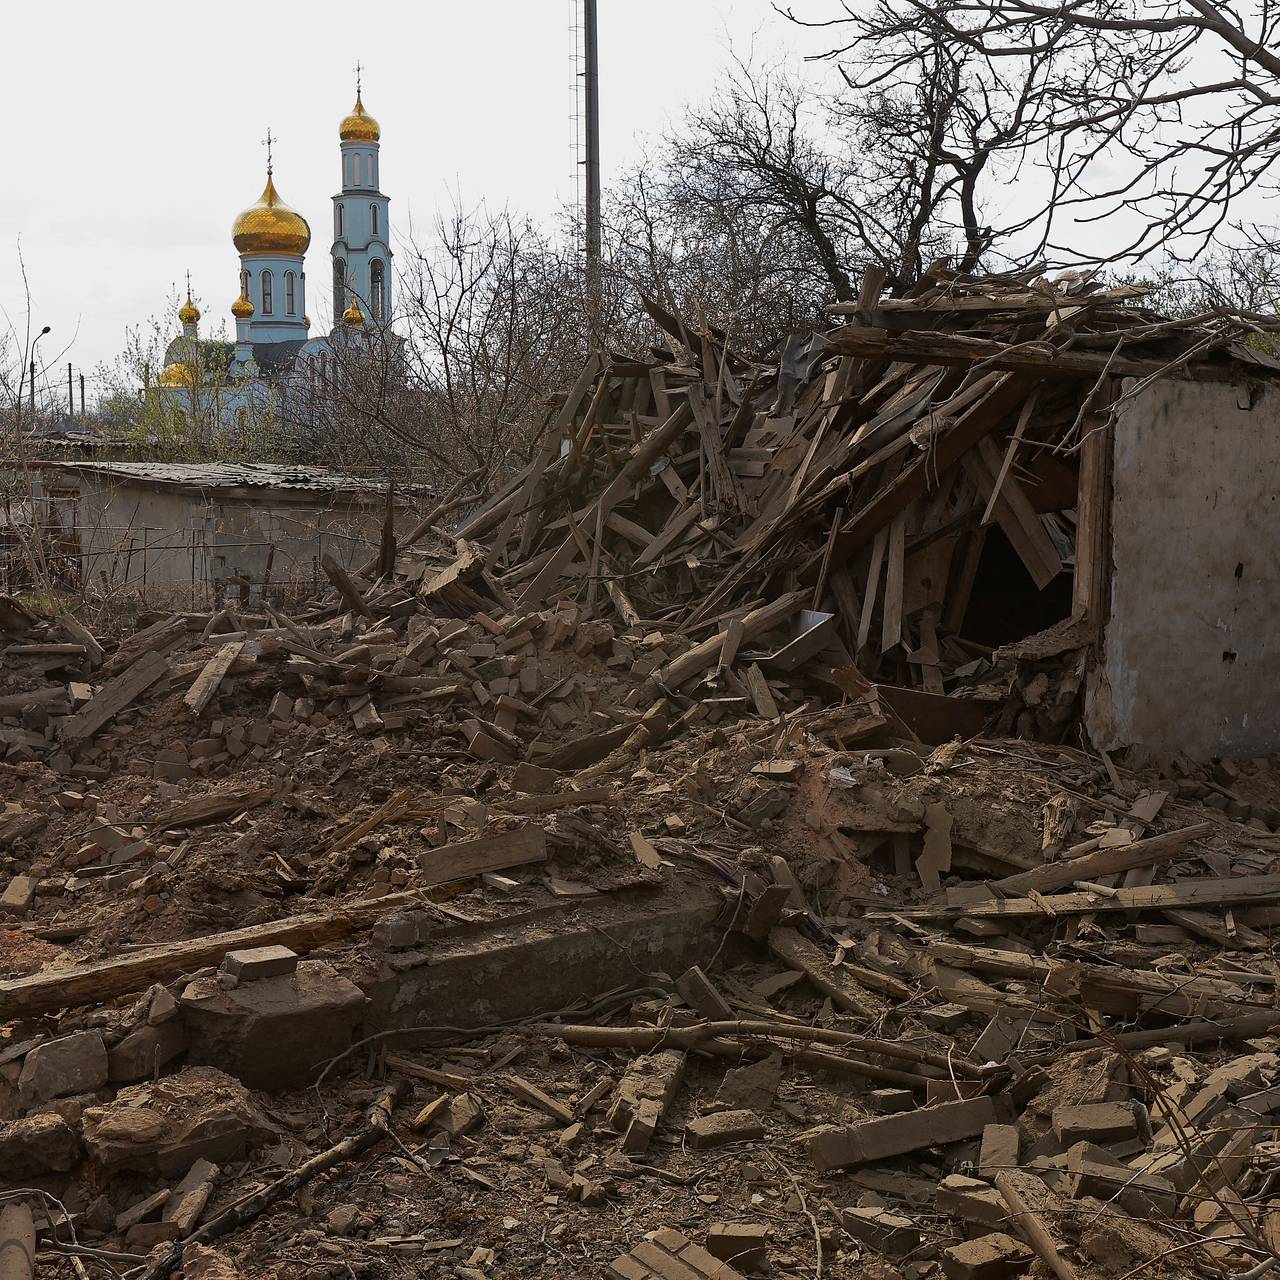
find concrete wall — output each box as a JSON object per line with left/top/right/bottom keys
{"left": 1088, "top": 377, "right": 1280, "bottom": 759}
{"left": 53, "top": 475, "right": 386, "bottom": 600}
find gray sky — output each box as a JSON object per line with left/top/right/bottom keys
{"left": 1, "top": 1, "right": 799, "bottom": 394}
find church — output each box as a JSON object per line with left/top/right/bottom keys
{"left": 153, "top": 82, "right": 393, "bottom": 436}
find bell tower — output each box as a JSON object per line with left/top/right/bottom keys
{"left": 332, "top": 67, "right": 391, "bottom": 328}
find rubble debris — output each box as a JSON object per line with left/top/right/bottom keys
{"left": 6, "top": 272, "right": 1280, "bottom": 1279}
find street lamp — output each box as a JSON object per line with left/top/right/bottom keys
{"left": 26, "top": 325, "right": 51, "bottom": 424}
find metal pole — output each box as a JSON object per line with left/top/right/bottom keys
{"left": 583, "top": 0, "right": 601, "bottom": 318}
{"left": 29, "top": 360, "right": 35, "bottom": 418}
{"left": 79, "top": 373, "right": 85, "bottom": 417}
{"left": 68, "top": 363, "right": 73, "bottom": 418}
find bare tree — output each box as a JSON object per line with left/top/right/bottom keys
{"left": 783, "top": 0, "right": 1280, "bottom": 266}
{"left": 290, "top": 203, "right": 588, "bottom": 486}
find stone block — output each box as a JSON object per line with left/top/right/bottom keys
{"left": 181, "top": 960, "right": 366, "bottom": 1089}
{"left": 978, "top": 1123, "right": 1020, "bottom": 1178}
{"left": 108, "top": 1022, "right": 189, "bottom": 1083}
{"left": 706, "top": 1223, "right": 770, "bottom": 1272}
{"left": 841, "top": 1206, "right": 920, "bottom": 1256}
{"left": 220, "top": 945, "right": 298, "bottom": 983}
{"left": 806, "top": 1096, "right": 998, "bottom": 1172}
{"left": 1052, "top": 1102, "right": 1137, "bottom": 1145}
{"left": 936, "top": 1174, "right": 1008, "bottom": 1228}
{"left": 941, "top": 1232, "right": 1034, "bottom": 1280}
{"left": 686, "top": 1109, "right": 764, "bottom": 1149}
{"left": 18, "top": 1030, "right": 108, "bottom": 1104}
{"left": 0, "top": 1112, "right": 82, "bottom": 1177}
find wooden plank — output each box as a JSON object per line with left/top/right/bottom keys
{"left": 964, "top": 442, "right": 1061, "bottom": 590}
{"left": 418, "top": 825, "right": 548, "bottom": 881}
{"left": 184, "top": 641, "right": 245, "bottom": 716}
{"left": 1073, "top": 383, "right": 1115, "bottom": 625}
{"left": 500, "top": 787, "right": 614, "bottom": 815}
{"left": 54, "top": 614, "right": 104, "bottom": 667}
{"left": 744, "top": 663, "right": 779, "bottom": 719}
{"left": 825, "top": 324, "right": 1246, "bottom": 381}
{"left": 857, "top": 526, "right": 889, "bottom": 651}
{"left": 880, "top": 511, "right": 907, "bottom": 652}
{"left": 768, "top": 926, "right": 879, "bottom": 1020}
{"left": 320, "top": 553, "right": 372, "bottom": 617}
{"left": 662, "top": 592, "right": 807, "bottom": 688}
{"left": 58, "top": 650, "right": 171, "bottom": 744}
{"left": 635, "top": 501, "right": 702, "bottom": 568}
{"left": 980, "top": 389, "right": 1039, "bottom": 525}
{"left": 0, "top": 879, "right": 544, "bottom": 1021}
{"left": 979, "top": 822, "right": 1213, "bottom": 897}
{"left": 830, "top": 374, "right": 1033, "bottom": 565}
{"left": 898, "top": 875, "right": 1280, "bottom": 920}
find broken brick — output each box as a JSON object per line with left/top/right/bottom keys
{"left": 685, "top": 1109, "right": 764, "bottom": 1149}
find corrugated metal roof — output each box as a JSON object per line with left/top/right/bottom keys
{"left": 51, "top": 461, "right": 403, "bottom": 496}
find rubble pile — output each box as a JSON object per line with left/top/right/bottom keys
{"left": 2, "top": 269, "right": 1280, "bottom": 1278}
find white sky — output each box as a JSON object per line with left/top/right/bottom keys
{"left": 1, "top": 1, "right": 800, "bottom": 398}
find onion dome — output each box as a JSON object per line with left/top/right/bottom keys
{"left": 343, "top": 300, "right": 365, "bottom": 325}
{"left": 339, "top": 92, "right": 380, "bottom": 143}
{"left": 231, "top": 291, "right": 255, "bottom": 319}
{"left": 232, "top": 174, "right": 311, "bottom": 256}
{"left": 157, "top": 362, "right": 196, "bottom": 388}
{"left": 178, "top": 293, "right": 200, "bottom": 326}
{"left": 303, "top": 314, "right": 310, "bottom": 327}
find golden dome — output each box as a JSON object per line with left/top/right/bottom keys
{"left": 303, "top": 314, "right": 310, "bottom": 327}
{"left": 158, "top": 361, "right": 196, "bottom": 388}
{"left": 231, "top": 291, "right": 255, "bottom": 319}
{"left": 343, "top": 300, "right": 365, "bottom": 325}
{"left": 232, "top": 174, "right": 311, "bottom": 256}
{"left": 339, "top": 93, "right": 380, "bottom": 143}
{"left": 178, "top": 294, "right": 200, "bottom": 326}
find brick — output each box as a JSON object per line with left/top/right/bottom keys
{"left": 978, "top": 1123, "right": 1020, "bottom": 1177}
{"left": 1051, "top": 1101, "right": 1137, "bottom": 1145}
{"left": 716, "top": 1053, "right": 782, "bottom": 1113}
{"left": 268, "top": 692, "right": 293, "bottom": 721}
{"left": 936, "top": 1174, "right": 1008, "bottom": 1228}
{"left": 841, "top": 1206, "right": 920, "bottom": 1256}
{"left": 220, "top": 945, "right": 298, "bottom": 983}
{"left": 0, "top": 875, "right": 37, "bottom": 918}
{"left": 162, "top": 1157, "right": 218, "bottom": 1232}
{"left": 706, "top": 1223, "right": 769, "bottom": 1272}
{"left": 608, "top": 1051, "right": 686, "bottom": 1135}
{"left": 607, "top": 1254, "right": 651, "bottom": 1280}
{"left": 1060, "top": 1145, "right": 1176, "bottom": 1216}
{"left": 686, "top": 1109, "right": 764, "bottom": 1149}
{"left": 941, "top": 1232, "right": 1034, "bottom": 1280}
{"left": 806, "top": 1096, "right": 999, "bottom": 1172}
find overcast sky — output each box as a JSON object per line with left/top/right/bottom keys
{"left": 1, "top": 1, "right": 805, "bottom": 397}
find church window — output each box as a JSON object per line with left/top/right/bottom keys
{"left": 336, "top": 204, "right": 344, "bottom": 238}
{"left": 333, "top": 258, "right": 347, "bottom": 315}
{"left": 370, "top": 259, "right": 386, "bottom": 321}
{"left": 285, "top": 271, "right": 296, "bottom": 315}
{"left": 352, "top": 153, "right": 361, "bottom": 186}
{"left": 239, "top": 268, "right": 249, "bottom": 298}
{"left": 261, "top": 269, "right": 273, "bottom": 315}
{"left": 371, "top": 204, "right": 379, "bottom": 236}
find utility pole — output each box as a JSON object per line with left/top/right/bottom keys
{"left": 79, "top": 373, "right": 85, "bottom": 417}
{"left": 583, "top": 0, "right": 601, "bottom": 321}
{"left": 68, "top": 363, "right": 74, "bottom": 419}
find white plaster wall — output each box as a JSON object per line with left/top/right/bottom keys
{"left": 1088, "top": 377, "right": 1280, "bottom": 759}
{"left": 68, "top": 477, "right": 382, "bottom": 597}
